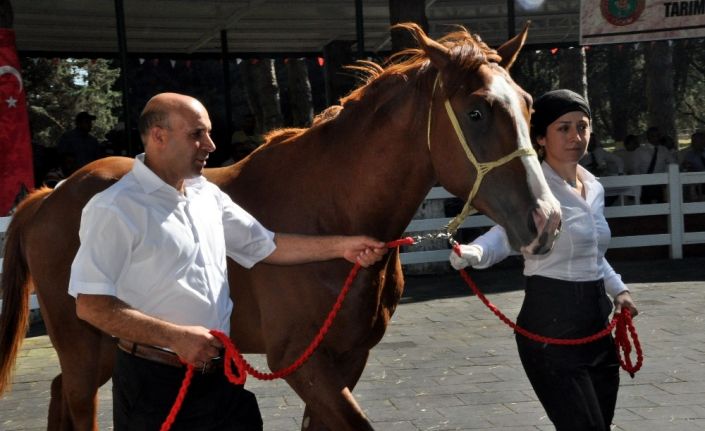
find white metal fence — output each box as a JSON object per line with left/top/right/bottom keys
{"left": 400, "top": 164, "right": 705, "bottom": 264}
{"left": 1, "top": 165, "right": 704, "bottom": 311}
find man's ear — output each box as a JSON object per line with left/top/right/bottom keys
{"left": 150, "top": 126, "right": 168, "bottom": 149}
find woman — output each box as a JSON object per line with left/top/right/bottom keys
{"left": 449, "top": 89, "right": 638, "bottom": 431}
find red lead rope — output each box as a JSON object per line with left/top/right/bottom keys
{"left": 160, "top": 237, "right": 414, "bottom": 430}
{"left": 452, "top": 244, "right": 643, "bottom": 377}
{"left": 161, "top": 237, "right": 642, "bottom": 430}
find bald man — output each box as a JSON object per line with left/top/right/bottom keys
{"left": 69, "top": 93, "right": 386, "bottom": 430}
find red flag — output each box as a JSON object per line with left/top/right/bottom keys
{"left": 0, "top": 29, "right": 33, "bottom": 215}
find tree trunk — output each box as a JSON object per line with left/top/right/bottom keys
{"left": 239, "top": 58, "right": 283, "bottom": 133}
{"left": 389, "top": 0, "right": 428, "bottom": 52}
{"left": 286, "top": 58, "right": 313, "bottom": 127}
{"left": 607, "top": 45, "right": 630, "bottom": 142}
{"left": 646, "top": 41, "right": 677, "bottom": 140}
{"left": 559, "top": 46, "right": 588, "bottom": 101}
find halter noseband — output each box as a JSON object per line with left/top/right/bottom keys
{"left": 427, "top": 73, "right": 536, "bottom": 234}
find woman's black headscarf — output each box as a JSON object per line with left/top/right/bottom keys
{"left": 531, "top": 89, "right": 591, "bottom": 139}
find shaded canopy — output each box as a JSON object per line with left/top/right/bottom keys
{"left": 13, "top": 0, "right": 580, "bottom": 57}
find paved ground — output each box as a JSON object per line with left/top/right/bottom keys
{"left": 1, "top": 256, "right": 704, "bottom": 430}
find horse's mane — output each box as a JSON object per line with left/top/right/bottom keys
{"left": 342, "top": 26, "right": 501, "bottom": 104}
{"left": 264, "top": 128, "right": 303, "bottom": 143}
{"left": 259, "top": 26, "right": 501, "bottom": 146}
{"left": 258, "top": 106, "right": 346, "bottom": 147}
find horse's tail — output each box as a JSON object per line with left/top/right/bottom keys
{"left": 0, "top": 187, "right": 52, "bottom": 395}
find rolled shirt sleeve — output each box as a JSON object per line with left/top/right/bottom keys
{"left": 68, "top": 204, "right": 134, "bottom": 298}
{"left": 220, "top": 191, "right": 276, "bottom": 268}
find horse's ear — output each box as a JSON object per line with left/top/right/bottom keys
{"left": 392, "top": 22, "right": 450, "bottom": 70}
{"left": 497, "top": 21, "right": 530, "bottom": 70}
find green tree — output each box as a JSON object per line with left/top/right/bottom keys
{"left": 512, "top": 48, "right": 560, "bottom": 101}
{"left": 586, "top": 44, "right": 647, "bottom": 142}
{"left": 20, "top": 58, "right": 121, "bottom": 147}
{"left": 674, "top": 38, "right": 705, "bottom": 133}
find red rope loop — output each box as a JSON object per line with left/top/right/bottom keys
{"left": 161, "top": 237, "right": 414, "bottom": 430}
{"left": 453, "top": 245, "right": 643, "bottom": 376}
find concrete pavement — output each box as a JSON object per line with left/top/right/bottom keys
{"left": 1, "top": 256, "right": 704, "bottom": 430}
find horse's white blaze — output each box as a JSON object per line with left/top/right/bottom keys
{"left": 489, "top": 75, "right": 553, "bottom": 202}
{"left": 489, "top": 74, "right": 562, "bottom": 250}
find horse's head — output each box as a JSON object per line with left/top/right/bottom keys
{"left": 401, "top": 23, "right": 561, "bottom": 255}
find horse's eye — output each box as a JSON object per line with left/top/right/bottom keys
{"left": 468, "top": 110, "right": 483, "bottom": 121}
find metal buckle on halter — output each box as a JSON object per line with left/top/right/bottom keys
{"left": 410, "top": 231, "right": 457, "bottom": 247}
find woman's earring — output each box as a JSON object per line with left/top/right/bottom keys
{"left": 537, "top": 146, "right": 545, "bottom": 159}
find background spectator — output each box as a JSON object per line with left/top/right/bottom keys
{"left": 56, "top": 112, "right": 103, "bottom": 169}
{"left": 580, "top": 134, "right": 624, "bottom": 177}
{"left": 681, "top": 131, "right": 705, "bottom": 201}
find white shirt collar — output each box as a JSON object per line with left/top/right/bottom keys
{"left": 541, "top": 160, "right": 597, "bottom": 188}
{"left": 133, "top": 153, "right": 207, "bottom": 196}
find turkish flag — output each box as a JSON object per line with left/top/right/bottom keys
{"left": 0, "top": 28, "right": 33, "bottom": 215}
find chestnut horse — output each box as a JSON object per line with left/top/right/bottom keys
{"left": 0, "top": 24, "right": 560, "bottom": 430}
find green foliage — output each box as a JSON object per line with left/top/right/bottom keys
{"left": 586, "top": 44, "right": 647, "bottom": 142}
{"left": 20, "top": 58, "right": 121, "bottom": 147}
{"left": 674, "top": 38, "right": 705, "bottom": 133}
{"left": 511, "top": 39, "right": 705, "bottom": 143}
{"left": 512, "top": 49, "right": 560, "bottom": 99}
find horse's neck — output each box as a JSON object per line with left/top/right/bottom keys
{"left": 223, "top": 87, "right": 437, "bottom": 241}
{"left": 312, "top": 98, "right": 437, "bottom": 239}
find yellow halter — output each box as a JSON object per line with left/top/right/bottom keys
{"left": 427, "top": 73, "right": 536, "bottom": 234}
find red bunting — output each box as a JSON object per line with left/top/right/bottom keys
{"left": 0, "top": 29, "right": 33, "bottom": 215}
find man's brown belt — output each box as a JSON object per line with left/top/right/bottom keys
{"left": 117, "top": 339, "right": 223, "bottom": 374}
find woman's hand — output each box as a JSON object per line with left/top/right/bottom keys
{"left": 449, "top": 244, "right": 483, "bottom": 270}
{"left": 614, "top": 290, "right": 638, "bottom": 317}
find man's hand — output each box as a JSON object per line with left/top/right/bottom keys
{"left": 341, "top": 236, "right": 387, "bottom": 267}
{"left": 168, "top": 325, "right": 224, "bottom": 367}
{"left": 449, "top": 244, "right": 483, "bottom": 270}
{"left": 75, "top": 294, "right": 223, "bottom": 368}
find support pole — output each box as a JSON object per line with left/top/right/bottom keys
{"left": 114, "top": 0, "right": 132, "bottom": 154}
{"left": 355, "top": 0, "right": 365, "bottom": 58}
{"left": 221, "top": 29, "right": 232, "bottom": 145}
{"left": 507, "top": 0, "right": 516, "bottom": 39}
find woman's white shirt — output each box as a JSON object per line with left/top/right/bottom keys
{"left": 470, "top": 162, "right": 628, "bottom": 298}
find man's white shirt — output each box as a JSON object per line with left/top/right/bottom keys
{"left": 68, "top": 154, "right": 276, "bottom": 334}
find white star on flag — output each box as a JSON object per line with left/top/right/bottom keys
{"left": 5, "top": 96, "right": 17, "bottom": 108}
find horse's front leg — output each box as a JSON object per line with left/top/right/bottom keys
{"left": 281, "top": 348, "right": 373, "bottom": 431}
